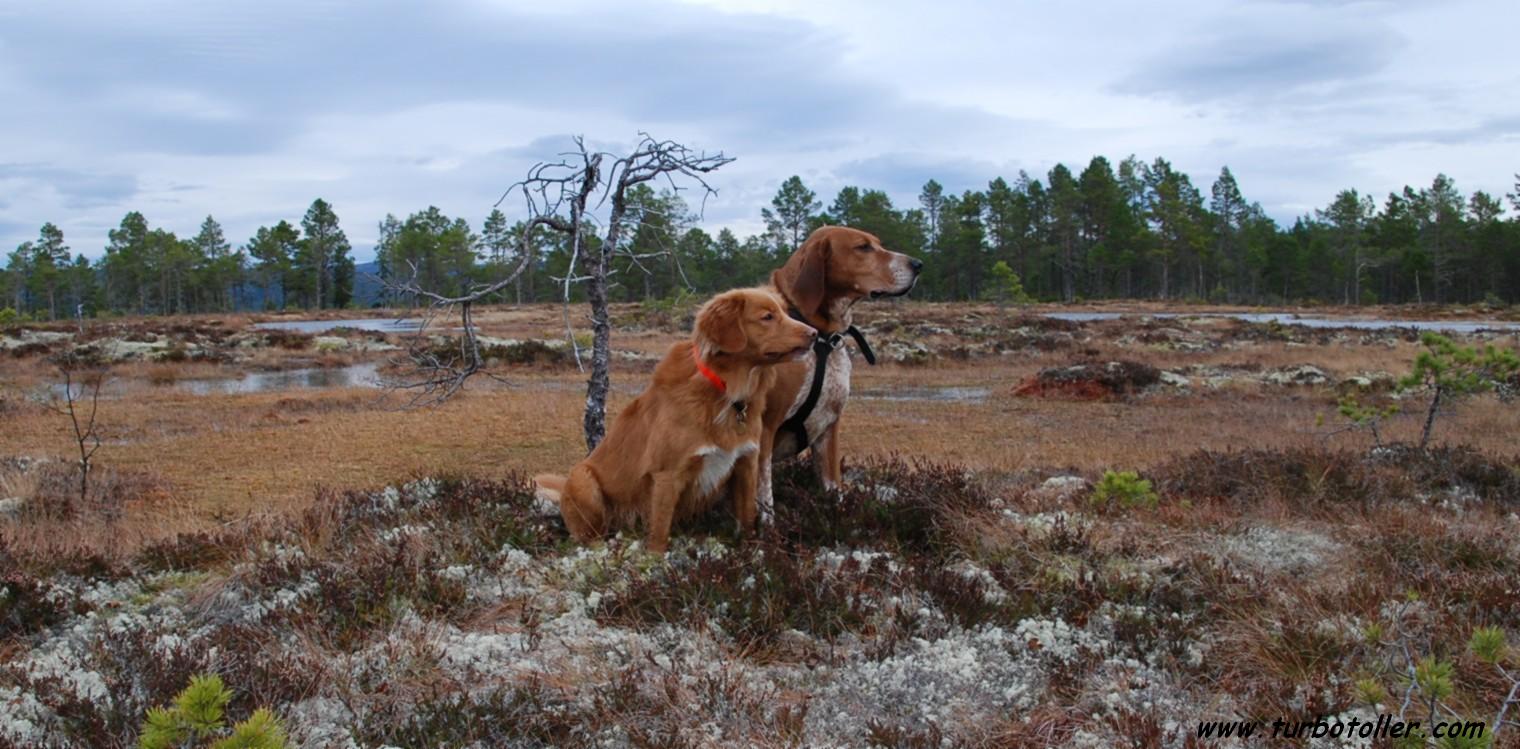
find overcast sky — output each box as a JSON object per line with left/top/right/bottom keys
{"left": 2, "top": 0, "right": 1516, "bottom": 261}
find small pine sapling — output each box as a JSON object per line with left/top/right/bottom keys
{"left": 1090, "top": 470, "right": 1158, "bottom": 510}
{"left": 1398, "top": 333, "right": 1520, "bottom": 449}
{"left": 139, "top": 674, "right": 290, "bottom": 749}
{"left": 985, "top": 261, "right": 1032, "bottom": 307}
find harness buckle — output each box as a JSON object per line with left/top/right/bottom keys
{"left": 824, "top": 332, "right": 846, "bottom": 351}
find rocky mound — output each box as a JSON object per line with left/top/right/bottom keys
{"left": 1012, "top": 360, "right": 1161, "bottom": 400}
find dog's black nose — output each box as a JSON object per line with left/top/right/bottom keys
{"left": 909, "top": 258, "right": 923, "bottom": 273}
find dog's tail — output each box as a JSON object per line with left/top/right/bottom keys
{"left": 533, "top": 473, "right": 567, "bottom": 516}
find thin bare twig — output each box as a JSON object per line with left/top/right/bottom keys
{"left": 384, "top": 133, "right": 732, "bottom": 450}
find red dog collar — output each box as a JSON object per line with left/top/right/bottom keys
{"left": 692, "top": 346, "right": 726, "bottom": 394}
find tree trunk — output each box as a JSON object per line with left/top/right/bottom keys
{"left": 583, "top": 261, "right": 611, "bottom": 451}
{"left": 1352, "top": 246, "right": 1361, "bottom": 305}
{"left": 1062, "top": 240, "right": 1075, "bottom": 303}
{"left": 1419, "top": 386, "right": 1443, "bottom": 449}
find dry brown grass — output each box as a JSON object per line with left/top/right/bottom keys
{"left": 3, "top": 301, "right": 1518, "bottom": 555}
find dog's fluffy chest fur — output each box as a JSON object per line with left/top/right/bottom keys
{"left": 693, "top": 441, "right": 759, "bottom": 498}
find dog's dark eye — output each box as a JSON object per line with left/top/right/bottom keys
{"left": 761, "top": 312, "right": 775, "bottom": 321}
{"left": 857, "top": 243, "right": 873, "bottom": 252}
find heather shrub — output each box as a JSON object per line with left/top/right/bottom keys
{"left": 770, "top": 458, "right": 993, "bottom": 558}
{"left": 596, "top": 541, "right": 877, "bottom": 647}
{"left": 259, "top": 329, "right": 311, "bottom": 350}
{"left": 0, "top": 567, "right": 85, "bottom": 641}
{"left": 481, "top": 339, "right": 568, "bottom": 366}
{"left": 1156, "top": 445, "right": 1520, "bottom": 512}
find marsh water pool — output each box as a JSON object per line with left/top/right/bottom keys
{"left": 249, "top": 313, "right": 1520, "bottom": 338}
{"left": 253, "top": 318, "right": 424, "bottom": 334}
{"left": 173, "top": 362, "right": 384, "bottom": 395}
{"left": 1043, "top": 311, "right": 1520, "bottom": 333}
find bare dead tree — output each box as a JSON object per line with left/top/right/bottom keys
{"left": 385, "top": 211, "right": 571, "bottom": 406}
{"left": 40, "top": 352, "right": 109, "bottom": 511}
{"left": 386, "top": 134, "right": 732, "bottom": 450}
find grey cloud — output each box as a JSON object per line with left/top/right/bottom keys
{"left": 833, "top": 153, "right": 1011, "bottom": 200}
{"left": 1365, "top": 115, "right": 1520, "bottom": 147}
{"left": 0, "top": 0, "right": 1511, "bottom": 257}
{"left": 1114, "top": 17, "right": 1405, "bottom": 102}
{"left": 0, "top": 221, "right": 28, "bottom": 241}
{"left": 0, "top": 163, "right": 138, "bottom": 210}
{"left": 1, "top": 1, "right": 893, "bottom": 151}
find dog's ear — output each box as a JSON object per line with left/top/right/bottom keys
{"left": 696, "top": 293, "right": 748, "bottom": 354}
{"left": 776, "top": 229, "right": 829, "bottom": 318}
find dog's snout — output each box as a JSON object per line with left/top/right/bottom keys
{"left": 909, "top": 258, "right": 924, "bottom": 273}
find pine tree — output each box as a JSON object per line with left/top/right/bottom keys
{"left": 247, "top": 222, "right": 299, "bottom": 310}
{"left": 28, "top": 223, "right": 71, "bottom": 318}
{"left": 1143, "top": 158, "right": 1206, "bottom": 299}
{"left": 918, "top": 179, "right": 946, "bottom": 255}
{"left": 480, "top": 208, "right": 516, "bottom": 302}
{"left": 1209, "top": 167, "right": 1247, "bottom": 300}
{"left": 6, "top": 244, "right": 33, "bottom": 313}
{"left": 1316, "top": 189, "right": 1376, "bottom": 304}
{"left": 192, "top": 216, "right": 235, "bottom": 311}
{"left": 761, "top": 176, "right": 822, "bottom": 255}
{"left": 1047, "top": 164, "right": 1082, "bottom": 302}
{"left": 296, "top": 199, "right": 350, "bottom": 309}
{"left": 1419, "top": 174, "right": 1466, "bottom": 303}
{"left": 104, "top": 212, "right": 151, "bottom": 313}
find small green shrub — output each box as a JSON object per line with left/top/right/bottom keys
{"left": 1469, "top": 626, "right": 1507, "bottom": 665}
{"left": 1090, "top": 470, "right": 1158, "bottom": 509}
{"left": 139, "top": 673, "right": 290, "bottom": 749}
{"left": 1332, "top": 393, "right": 1399, "bottom": 446}
{"left": 984, "top": 261, "right": 1031, "bottom": 306}
{"left": 1353, "top": 676, "right": 1387, "bottom": 706}
{"left": 0, "top": 307, "right": 19, "bottom": 326}
{"left": 1414, "top": 656, "right": 1456, "bottom": 702}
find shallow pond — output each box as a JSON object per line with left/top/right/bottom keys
{"left": 49, "top": 362, "right": 385, "bottom": 399}
{"left": 856, "top": 386, "right": 992, "bottom": 403}
{"left": 175, "top": 362, "right": 384, "bottom": 395}
{"left": 1043, "top": 311, "right": 1520, "bottom": 333}
{"left": 253, "top": 318, "right": 423, "bottom": 334}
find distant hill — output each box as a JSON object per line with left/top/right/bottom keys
{"left": 354, "top": 260, "right": 385, "bottom": 308}
{"left": 229, "top": 260, "right": 386, "bottom": 311}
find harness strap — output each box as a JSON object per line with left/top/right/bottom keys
{"left": 779, "top": 305, "right": 877, "bottom": 449}
{"left": 845, "top": 325, "right": 876, "bottom": 365}
{"left": 780, "top": 336, "right": 835, "bottom": 449}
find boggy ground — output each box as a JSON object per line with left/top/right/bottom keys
{"left": 2, "top": 302, "right": 1520, "bottom": 747}
{"left": 2, "top": 301, "right": 1517, "bottom": 543}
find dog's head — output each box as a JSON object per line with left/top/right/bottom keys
{"left": 694, "top": 288, "right": 817, "bottom": 363}
{"left": 772, "top": 225, "right": 923, "bottom": 321}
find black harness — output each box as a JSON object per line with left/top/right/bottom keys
{"left": 779, "top": 308, "right": 876, "bottom": 450}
